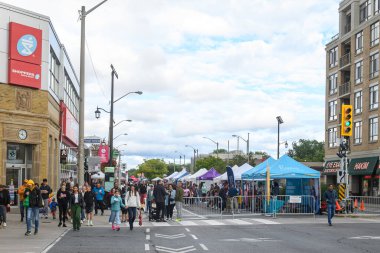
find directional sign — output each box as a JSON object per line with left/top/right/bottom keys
{"left": 337, "top": 168, "right": 345, "bottom": 184}
{"left": 155, "top": 233, "right": 186, "bottom": 239}
{"left": 155, "top": 245, "right": 196, "bottom": 253}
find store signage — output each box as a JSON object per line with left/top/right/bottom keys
{"left": 61, "top": 103, "right": 79, "bottom": 146}
{"left": 8, "top": 150, "right": 16, "bottom": 160}
{"left": 8, "top": 22, "right": 42, "bottom": 89}
{"left": 353, "top": 162, "right": 370, "bottom": 170}
{"left": 98, "top": 144, "right": 110, "bottom": 163}
{"left": 324, "top": 161, "right": 340, "bottom": 173}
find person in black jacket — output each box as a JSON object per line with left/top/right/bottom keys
{"left": 0, "top": 184, "right": 10, "bottom": 227}
{"left": 84, "top": 186, "right": 95, "bottom": 226}
{"left": 153, "top": 180, "right": 167, "bottom": 222}
{"left": 40, "top": 178, "right": 52, "bottom": 219}
{"left": 57, "top": 182, "right": 70, "bottom": 227}
{"left": 24, "top": 180, "right": 43, "bottom": 236}
{"left": 70, "top": 185, "right": 84, "bottom": 231}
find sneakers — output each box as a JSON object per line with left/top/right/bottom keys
{"left": 25, "top": 231, "right": 31, "bottom": 236}
{"left": 175, "top": 218, "right": 182, "bottom": 222}
{"left": 112, "top": 224, "right": 115, "bottom": 230}
{"left": 116, "top": 226, "right": 120, "bottom": 231}
{"left": 34, "top": 230, "right": 38, "bottom": 235}
{"left": 3, "top": 222, "right": 6, "bottom": 227}
{"left": 87, "top": 220, "right": 90, "bottom": 226}
{"left": 63, "top": 223, "right": 67, "bottom": 227}
{"left": 58, "top": 222, "right": 62, "bottom": 227}
{"left": 80, "top": 220, "right": 83, "bottom": 224}
{"left": 90, "top": 220, "right": 93, "bottom": 226}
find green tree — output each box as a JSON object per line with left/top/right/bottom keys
{"left": 137, "top": 159, "right": 169, "bottom": 179}
{"left": 195, "top": 156, "right": 226, "bottom": 174}
{"left": 213, "top": 149, "right": 227, "bottom": 154}
{"left": 127, "top": 168, "right": 138, "bottom": 177}
{"left": 287, "top": 139, "right": 325, "bottom": 162}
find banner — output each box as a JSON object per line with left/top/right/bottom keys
{"left": 98, "top": 144, "right": 109, "bottom": 163}
{"left": 226, "top": 166, "right": 235, "bottom": 188}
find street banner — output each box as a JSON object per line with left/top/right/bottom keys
{"left": 266, "top": 161, "right": 270, "bottom": 205}
{"left": 226, "top": 166, "right": 235, "bottom": 188}
{"left": 98, "top": 144, "right": 109, "bottom": 163}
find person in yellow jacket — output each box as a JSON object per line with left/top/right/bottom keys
{"left": 18, "top": 180, "right": 28, "bottom": 222}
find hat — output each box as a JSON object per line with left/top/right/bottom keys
{"left": 27, "top": 179, "right": 34, "bottom": 185}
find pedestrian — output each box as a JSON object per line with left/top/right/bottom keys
{"left": 175, "top": 182, "right": 184, "bottom": 222}
{"left": 24, "top": 180, "right": 43, "bottom": 236}
{"left": 70, "top": 185, "right": 84, "bottom": 231}
{"left": 146, "top": 184, "right": 154, "bottom": 214}
{"left": 0, "top": 184, "right": 10, "bottom": 228}
{"left": 153, "top": 180, "right": 166, "bottom": 222}
{"left": 18, "top": 180, "right": 28, "bottom": 222}
{"left": 57, "top": 182, "right": 70, "bottom": 227}
{"left": 93, "top": 182, "right": 105, "bottom": 216}
{"left": 125, "top": 184, "right": 140, "bottom": 230}
{"left": 49, "top": 198, "right": 58, "bottom": 219}
{"left": 166, "top": 184, "right": 176, "bottom": 220}
{"left": 219, "top": 182, "right": 228, "bottom": 211}
{"left": 40, "top": 178, "right": 52, "bottom": 219}
{"left": 84, "top": 185, "right": 95, "bottom": 226}
{"left": 324, "top": 184, "right": 337, "bottom": 226}
{"left": 139, "top": 181, "right": 147, "bottom": 211}
{"left": 80, "top": 185, "right": 87, "bottom": 224}
{"left": 69, "top": 177, "right": 75, "bottom": 188}
{"left": 110, "top": 189, "right": 125, "bottom": 231}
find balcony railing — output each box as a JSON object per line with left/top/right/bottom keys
{"left": 340, "top": 52, "right": 351, "bottom": 68}
{"left": 339, "top": 81, "right": 351, "bottom": 97}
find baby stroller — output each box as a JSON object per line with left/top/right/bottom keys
{"left": 149, "top": 202, "right": 157, "bottom": 221}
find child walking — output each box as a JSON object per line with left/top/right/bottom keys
{"left": 49, "top": 198, "right": 58, "bottom": 219}
{"left": 110, "top": 190, "right": 125, "bottom": 231}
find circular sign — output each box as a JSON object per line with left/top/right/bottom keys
{"left": 101, "top": 148, "right": 106, "bottom": 154}
{"left": 17, "top": 34, "right": 38, "bottom": 56}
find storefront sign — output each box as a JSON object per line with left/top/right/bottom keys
{"left": 8, "top": 22, "right": 42, "bottom": 89}
{"left": 354, "top": 162, "right": 370, "bottom": 170}
{"left": 348, "top": 157, "right": 378, "bottom": 176}
{"left": 323, "top": 160, "right": 340, "bottom": 174}
{"left": 98, "top": 144, "right": 110, "bottom": 163}
{"left": 84, "top": 137, "right": 101, "bottom": 144}
{"left": 61, "top": 103, "right": 79, "bottom": 146}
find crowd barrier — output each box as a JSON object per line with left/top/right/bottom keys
{"left": 182, "top": 196, "right": 223, "bottom": 218}
{"left": 339, "top": 196, "right": 380, "bottom": 214}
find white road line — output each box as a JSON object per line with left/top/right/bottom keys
{"left": 182, "top": 208, "right": 207, "bottom": 219}
{"left": 146, "top": 228, "right": 150, "bottom": 233}
{"left": 185, "top": 228, "right": 191, "bottom": 232}
{"left": 190, "top": 234, "right": 198, "bottom": 240}
{"left": 180, "top": 220, "right": 197, "bottom": 226}
{"left": 199, "top": 244, "right": 208, "bottom": 251}
{"left": 152, "top": 222, "right": 171, "bottom": 226}
{"left": 228, "top": 219, "right": 252, "bottom": 225}
{"left": 250, "top": 218, "right": 280, "bottom": 225}
{"left": 146, "top": 234, "right": 151, "bottom": 240}
{"left": 41, "top": 228, "right": 71, "bottom": 253}
{"left": 203, "top": 220, "right": 224, "bottom": 226}
{"left": 145, "top": 244, "right": 150, "bottom": 251}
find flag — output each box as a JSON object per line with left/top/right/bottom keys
{"left": 266, "top": 161, "right": 270, "bottom": 205}
{"left": 226, "top": 166, "right": 235, "bottom": 188}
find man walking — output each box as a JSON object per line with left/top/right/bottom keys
{"left": 18, "top": 180, "right": 28, "bottom": 222}
{"left": 153, "top": 180, "right": 166, "bottom": 222}
{"left": 93, "top": 182, "right": 105, "bottom": 216}
{"left": 175, "top": 182, "right": 184, "bottom": 222}
{"left": 324, "top": 184, "right": 337, "bottom": 226}
{"left": 40, "top": 178, "right": 52, "bottom": 219}
{"left": 24, "top": 180, "right": 43, "bottom": 236}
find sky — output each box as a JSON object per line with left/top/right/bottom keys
{"left": 4, "top": 0, "right": 341, "bottom": 169}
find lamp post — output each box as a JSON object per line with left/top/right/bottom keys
{"left": 116, "top": 144, "right": 128, "bottom": 149}
{"left": 202, "top": 137, "right": 219, "bottom": 158}
{"left": 185, "top": 145, "right": 197, "bottom": 173}
{"left": 114, "top": 119, "right": 132, "bottom": 127}
{"left": 78, "top": 0, "right": 109, "bottom": 186}
{"left": 175, "top": 151, "right": 185, "bottom": 166}
{"left": 113, "top": 133, "right": 128, "bottom": 141}
{"left": 232, "top": 133, "right": 250, "bottom": 163}
{"left": 276, "top": 116, "right": 284, "bottom": 159}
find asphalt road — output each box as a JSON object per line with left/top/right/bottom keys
{"left": 48, "top": 219, "right": 380, "bottom": 253}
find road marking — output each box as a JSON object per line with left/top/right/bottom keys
{"left": 203, "top": 220, "right": 224, "bottom": 226}
{"left": 228, "top": 219, "right": 252, "bottom": 225}
{"left": 180, "top": 220, "right": 197, "bottom": 226}
{"left": 190, "top": 234, "right": 198, "bottom": 240}
{"left": 199, "top": 244, "right": 208, "bottom": 251}
{"left": 146, "top": 234, "right": 150, "bottom": 240}
{"left": 145, "top": 244, "right": 150, "bottom": 251}
{"left": 146, "top": 228, "right": 150, "bottom": 233}
{"left": 152, "top": 222, "right": 171, "bottom": 226}
{"left": 155, "top": 245, "right": 196, "bottom": 253}
{"left": 350, "top": 236, "right": 380, "bottom": 240}
{"left": 182, "top": 208, "right": 207, "bottom": 219}
{"left": 155, "top": 233, "right": 186, "bottom": 239}
{"left": 250, "top": 218, "right": 280, "bottom": 225}
{"left": 41, "top": 228, "right": 71, "bottom": 253}
{"left": 185, "top": 228, "right": 190, "bottom": 232}
{"left": 220, "top": 238, "right": 279, "bottom": 242}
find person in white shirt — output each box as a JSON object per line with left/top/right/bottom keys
{"left": 125, "top": 185, "right": 140, "bottom": 230}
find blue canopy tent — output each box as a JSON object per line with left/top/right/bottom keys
{"left": 241, "top": 157, "right": 277, "bottom": 180}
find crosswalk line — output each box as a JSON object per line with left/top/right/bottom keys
{"left": 250, "top": 218, "right": 280, "bottom": 225}
{"left": 202, "top": 220, "right": 224, "bottom": 226}
{"left": 179, "top": 220, "right": 198, "bottom": 226}
{"left": 152, "top": 222, "right": 172, "bottom": 226}
{"left": 227, "top": 219, "right": 252, "bottom": 225}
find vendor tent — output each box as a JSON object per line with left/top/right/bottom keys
{"left": 213, "top": 165, "right": 239, "bottom": 182}
{"left": 91, "top": 171, "right": 105, "bottom": 179}
{"left": 151, "top": 177, "right": 162, "bottom": 182}
{"left": 198, "top": 168, "right": 221, "bottom": 180}
{"left": 172, "top": 168, "right": 189, "bottom": 180}
{"left": 165, "top": 171, "right": 178, "bottom": 180}
{"left": 234, "top": 163, "right": 254, "bottom": 180}
{"left": 252, "top": 155, "right": 320, "bottom": 180}
{"left": 241, "top": 157, "right": 277, "bottom": 180}
{"left": 186, "top": 168, "right": 208, "bottom": 181}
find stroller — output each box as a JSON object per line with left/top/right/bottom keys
{"left": 149, "top": 202, "right": 157, "bottom": 221}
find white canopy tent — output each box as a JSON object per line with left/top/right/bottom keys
{"left": 172, "top": 168, "right": 189, "bottom": 180}
{"left": 213, "top": 165, "right": 239, "bottom": 182}
{"left": 164, "top": 171, "right": 178, "bottom": 180}
{"left": 91, "top": 171, "right": 105, "bottom": 179}
{"left": 234, "top": 163, "right": 254, "bottom": 180}
{"left": 186, "top": 168, "right": 208, "bottom": 182}
{"left": 151, "top": 177, "right": 162, "bottom": 182}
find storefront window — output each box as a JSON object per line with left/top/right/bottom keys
{"left": 6, "top": 143, "right": 26, "bottom": 164}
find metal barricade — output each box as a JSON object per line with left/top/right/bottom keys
{"left": 273, "top": 195, "right": 316, "bottom": 218}
{"left": 182, "top": 196, "right": 223, "bottom": 219}
{"left": 231, "top": 195, "right": 275, "bottom": 218}
{"left": 347, "top": 196, "right": 380, "bottom": 214}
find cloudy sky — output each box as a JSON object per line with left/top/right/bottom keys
{"left": 5, "top": 0, "right": 340, "bottom": 169}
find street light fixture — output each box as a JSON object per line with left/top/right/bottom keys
{"left": 113, "top": 133, "right": 128, "bottom": 140}
{"left": 276, "top": 116, "right": 284, "bottom": 159}
{"left": 202, "top": 137, "right": 219, "bottom": 158}
{"left": 175, "top": 150, "right": 186, "bottom": 166}
{"left": 116, "top": 144, "right": 128, "bottom": 149}
{"left": 185, "top": 145, "right": 197, "bottom": 173}
{"left": 232, "top": 133, "right": 250, "bottom": 163}
{"left": 114, "top": 119, "right": 132, "bottom": 127}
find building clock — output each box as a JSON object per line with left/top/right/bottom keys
{"left": 18, "top": 129, "right": 27, "bottom": 140}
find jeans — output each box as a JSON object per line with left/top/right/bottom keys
{"left": 327, "top": 203, "right": 335, "bottom": 225}
{"left": 43, "top": 199, "right": 49, "bottom": 217}
{"left": 128, "top": 207, "right": 137, "bottom": 228}
{"left": 27, "top": 207, "right": 40, "bottom": 232}
{"left": 19, "top": 201, "right": 25, "bottom": 220}
{"left": 175, "top": 201, "right": 183, "bottom": 219}
{"left": 59, "top": 204, "right": 68, "bottom": 223}
{"left": 146, "top": 200, "right": 151, "bottom": 213}
{"left": 167, "top": 203, "right": 175, "bottom": 219}
{"left": 0, "top": 205, "right": 6, "bottom": 222}
{"left": 95, "top": 200, "right": 104, "bottom": 215}
{"left": 110, "top": 210, "right": 121, "bottom": 225}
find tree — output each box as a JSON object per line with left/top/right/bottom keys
{"left": 195, "top": 156, "right": 226, "bottom": 174}
{"left": 127, "top": 169, "right": 138, "bottom": 177}
{"left": 213, "top": 149, "right": 227, "bottom": 154}
{"left": 137, "top": 159, "right": 169, "bottom": 179}
{"left": 287, "top": 139, "right": 325, "bottom": 162}
{"left": 229, "top": 154, "right": 247, "bottom": 167}
{"left": 167, "top": 163, "right": 182, "bottom": 174}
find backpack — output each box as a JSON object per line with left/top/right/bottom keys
{"left": 23, "top": 195, "right": 29, "bottom": 207}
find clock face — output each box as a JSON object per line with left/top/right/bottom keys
{"left": 18, "top": 129, "right": 27, "bottom": 140}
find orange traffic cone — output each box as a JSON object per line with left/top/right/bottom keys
{"left": 354, "top": 198, "right": 358, "bottom": 209}
{"left": 336, "top": 201, "right": 342, "bottom": 212}
{"left": 360, "top": 200, "right": 366, "bottom": 212}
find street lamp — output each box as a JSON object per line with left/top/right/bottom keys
{"left": 114, "top": 119, "right": 132, "bottom": 127}
{"left": 113, "top": 133, "right": 128, "bottom": 140}
{"left": 202, "top": 137, "right": 219, "bottom": 158}
{"left": 78, "top": 0, "right": 110, "bottom": 186}
{"left": 175, "top": 150, "right": 186, "bottom": 166}
{"left": 185, "top": 145, "right": 197, "bottom": 173}
{"left": 116, "top": 144, "right": 128, "bottom": 149}
{"left": 232, "top": 133, "right": 250, "bottom": 163}
{"left": 276, "top": 116, "right": 284, "bottom": 159}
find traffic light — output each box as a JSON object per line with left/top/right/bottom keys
{"left": 341, "top": 104, "right": 353, "bottom": 137}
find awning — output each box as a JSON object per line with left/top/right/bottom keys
{"left": 348, "top": 157, "right": 378, "bottom": 175}
{"left": 323, "top": 160, "right": 340, "bottom": 175}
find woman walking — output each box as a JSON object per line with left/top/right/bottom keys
{"left": 110, "top": 189, "right": 125, "bottom": 231}
{"left": 125, "top": 185, "right": 140, "bottom": 230}
{"left": 57, "top": 183, "right": 70, "bottom": 227}
{"left": 70, "top": 186, "right": 84, "bottom": 231}
{"left": 84, "top": 185, "right": 95, "bottom": 226}
{"left": 166, "top": 184, "right": 176, "bottom": 220}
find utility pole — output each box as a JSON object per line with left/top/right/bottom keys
{"left": 108, "top": 65, "right": 118, "bottom": 166}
